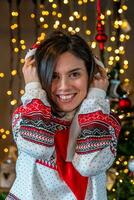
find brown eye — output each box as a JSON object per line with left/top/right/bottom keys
{"left": 52, "top": 73, "right": 59, "bottom": 80}
{"left": 70, "top": 72, "right": 80, "bottom": 79}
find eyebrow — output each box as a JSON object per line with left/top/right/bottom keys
{"left": 68, "top": 67, "right": 83, "bottom": 73}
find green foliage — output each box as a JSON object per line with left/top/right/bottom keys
{"left": 0, "top": 193, "right": 7, "bottom": 200}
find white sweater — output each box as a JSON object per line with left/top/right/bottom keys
{"left": 6, "top": 82, "right": 121, "bottom": 200}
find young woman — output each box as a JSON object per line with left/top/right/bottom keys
{"left": 6, "top": 31, "right": 121, "bottom": 200}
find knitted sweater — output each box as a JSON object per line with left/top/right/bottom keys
{"left": 6, "top": 82, "right": 121, "bottom": 200}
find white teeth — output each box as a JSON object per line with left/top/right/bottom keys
{"left": 59, "top": 94, "right": 74, "bottom": 100}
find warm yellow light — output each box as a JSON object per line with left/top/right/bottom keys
{"left": 109, "top": 56, "right": 114, "bottom": 61}
{"left": 123, "top": 161, "right": 128, "bottom": 165}
{"left": 118, "top": 9, "right": 123, "bottom": 14}
{"left": 91, "top": 41, "right": 96, "bottom": 49}
{"left": 73, "top": 11, "right": 79, "bottom": 16}
{"left": 11, "top": 12, "right": 19, "bottom": 17}
{"left": 106, "top": 10, "right": 112, "bottom": 16}
{"left": 83, "top": 0, "right": 88, "bottom": 3}
{"left": 57, "top": 13, "right": 62, "bottom": 18}
{"left": 68, "top": 27, "right": 73, "bottom": 32}
{"left": 120, "top": 69, "right": 125, "bottom": 74}
{"left": 75, "top": 27, "right": 80, "bottom": 32}
{"left": 100, "top": 14, "right": 105, "bottom": 20}
{"left": 126, "top": 35, "right": 130, "bottom": 40}
{"left": 20, "top": 90, "right": 24, "bottom": 95}
{"left": 5, "top": 130, "right": 10, "bottom": 135}
{"left": 49, "top": 0, "right": 53, "bottom": 2}
{"left": 40, "top": 17, "right": 44, "bottom": 22}
{"left": 82, "top": 16, "right": 87, "bottom": 21}
{"left": 124, "top": 78, "right": 129, "bottom": 83}
{"left": 55, "top": 20, "right": 60, "bottom": 25}
{"left": 118, "top": 20, "right": 123, "bottom": 26}
{"left": 85, "top": 30, "right": 91, "bottom": 35}
{"left": 124, "top": 60, "right": 128, "bottom": 65}
{"left": 7, "top": 90, "right": 12, "bottom": 95}
{"left": 115, "top": 56, "right": 120, "bottom": 61}
{"left": 115, "top": 172, "right": 119, "bottom": 176}
{"left": 21, "top": 45, "right": 26, "bottom": 50}
{"left": 75, "top": 14, "right": 80, "bottom": 19}
{"left": 52, "top": 3, "right": 57, "bottom": 9}
{"left": 14, "top": 48, "right": 19, "bottom": 52}
{"left": 0, "top": 73, "right": 5, "bottom": 78}
{"left": 90, "top": 0, "right": 95, "bottom": 2}
{"left": 111, "top": 36, "right": 115, "bottom": 42}
{"left": 63, "top": 0, "right": 69, "bottom": 4}
{"left": 119, "top": 179, "right": 123, "bottom": 183}
{"left": 53, "top": 24, "right": 58, "bottom": 29}
{"left": 122, "top": 5, "right": 128, "bottom": 11}
{"left": 10, "top": 99, "right": 17, "bottom": 105}
{"left": 119, "top": 46, "right": 124, "bottom": 51}
{"left": 4, "top": 148, "right": 9, "bottom": 153}
{"left": 123, "top": 65, "right": 128, "bottom": 69}
{"left": 114, "top": 20, "right": 119, "bottom": 29}
{"left": 120, "top": 34, "right": 125, "bottom": 39}
{"left": 20, "top": 40, "right": 25, "bottom": 44}
{"left": 20, "top": 59, "right": 25, "bottom": 63}
{"left": 78, "top": 0, "right": 83, "bottom": 5}
{"left": 108, "top": 60, "right": 113, "bottom": 66}
{"left": 2, "top": 135, "right": 7, "bottom": 139}
{"left": 116, "top": 161, "right": 120, "bottom": 165}
{"left": 42, "top": 11, "right": 49, "bottom": 16}
{"left": 52, "top": 11, "right": 57, "bottom": 16}
{"left": 0, "top": 128, "right": 4, "bottom": 133}
{"left": 12, "top": 38, "right": 16, "bottom": 43}
{"left": 62, "top": 24, "right": 67, "bottom": 29}
{"left": 31, "top": 13, "right": 35, "bottom": 18}
{"left": 11, "top": 70, "right": 17, "bottom": 76}
{"left": 69, "top": 16, "right": 74, "bottom": 21}
{"left": 43, "top": 24, "right": 49, "bottom": 29}
{"left": 112, "top": 188, "right": 116, "bottom": 192}
{"left": 11, "top": 24, "right": 18, "bottom": 30}
{"left": 124, "top": 169, "right": 128, "bottom": 173}
{"left": 107, "top": 46, "right": 112, "bottom": 52}
{"left": 115, "top": 49, "right": 119, "bottom": 54}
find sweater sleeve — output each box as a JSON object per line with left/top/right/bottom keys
{"left": 71, "top": 88, "right": 121, "bottom": 177}
{"left": 12, "top": 82, "right": 54, "bottom": 160}
{"left": 21, "top": 81, "right": 50, "bottom": 107}
{"left": 79, "top": 87, "right": 110, "bottom": 114}
{"left": 72, "top": 111, "right": 121, "bottom": 176}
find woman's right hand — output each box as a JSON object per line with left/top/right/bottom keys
{"left": 22, "top": 57, "right": 40, "bottom": 84}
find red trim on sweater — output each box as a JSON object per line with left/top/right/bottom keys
{"left": 78, "top": 110, "right": 121, "bottom": 138}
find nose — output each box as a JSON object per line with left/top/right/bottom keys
{"left": 57, "top": 76, "right": 70, "bottom": 91}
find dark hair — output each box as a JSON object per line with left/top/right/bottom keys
{"left": 35, "top": 31, "right": 96, "bottom": 114}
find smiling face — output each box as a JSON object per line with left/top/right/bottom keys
{"left": 51, "top": 51, "right": 89, "bottom": 115}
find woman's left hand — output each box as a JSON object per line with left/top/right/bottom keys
{"left": 91, "top": 66, "right": 109, "bottom": 92}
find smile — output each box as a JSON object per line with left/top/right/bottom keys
{"left": 57, "top": 94, "right": 76, "bottom": 102}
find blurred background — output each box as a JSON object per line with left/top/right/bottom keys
{"left": 0, "top": 0, "right": 134, "bottom": 199}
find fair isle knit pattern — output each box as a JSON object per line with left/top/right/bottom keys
{"left": 77, "top": 111, "right": 121, "bottom": 155}
{"left": 6, "top": 84, "right": 121, "bottom": 200}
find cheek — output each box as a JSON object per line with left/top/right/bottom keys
{"left": 76, "top": 78, "right": 89, "bottom": 97}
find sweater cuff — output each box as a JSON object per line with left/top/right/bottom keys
{"left": 25, "top": 82, "right": 42, "bottom": 91}
{"left": 87, "top": 88, "right": 106, "bottom": 99}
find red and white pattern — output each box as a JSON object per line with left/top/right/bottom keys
{"left": 6, "top": 83, "right": 121, "bottom": 200}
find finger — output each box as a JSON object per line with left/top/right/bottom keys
{"left": 25, "top": 56, "right": 35, "bottom": 64}
{"left": 25, "top": 58, "right": 36, "bottom": 66}
{"left": 96, "top": 65, "right": 107, "bottom": 78}
{"left": 94, "top": 73, "right": 101, "bottom": 80}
